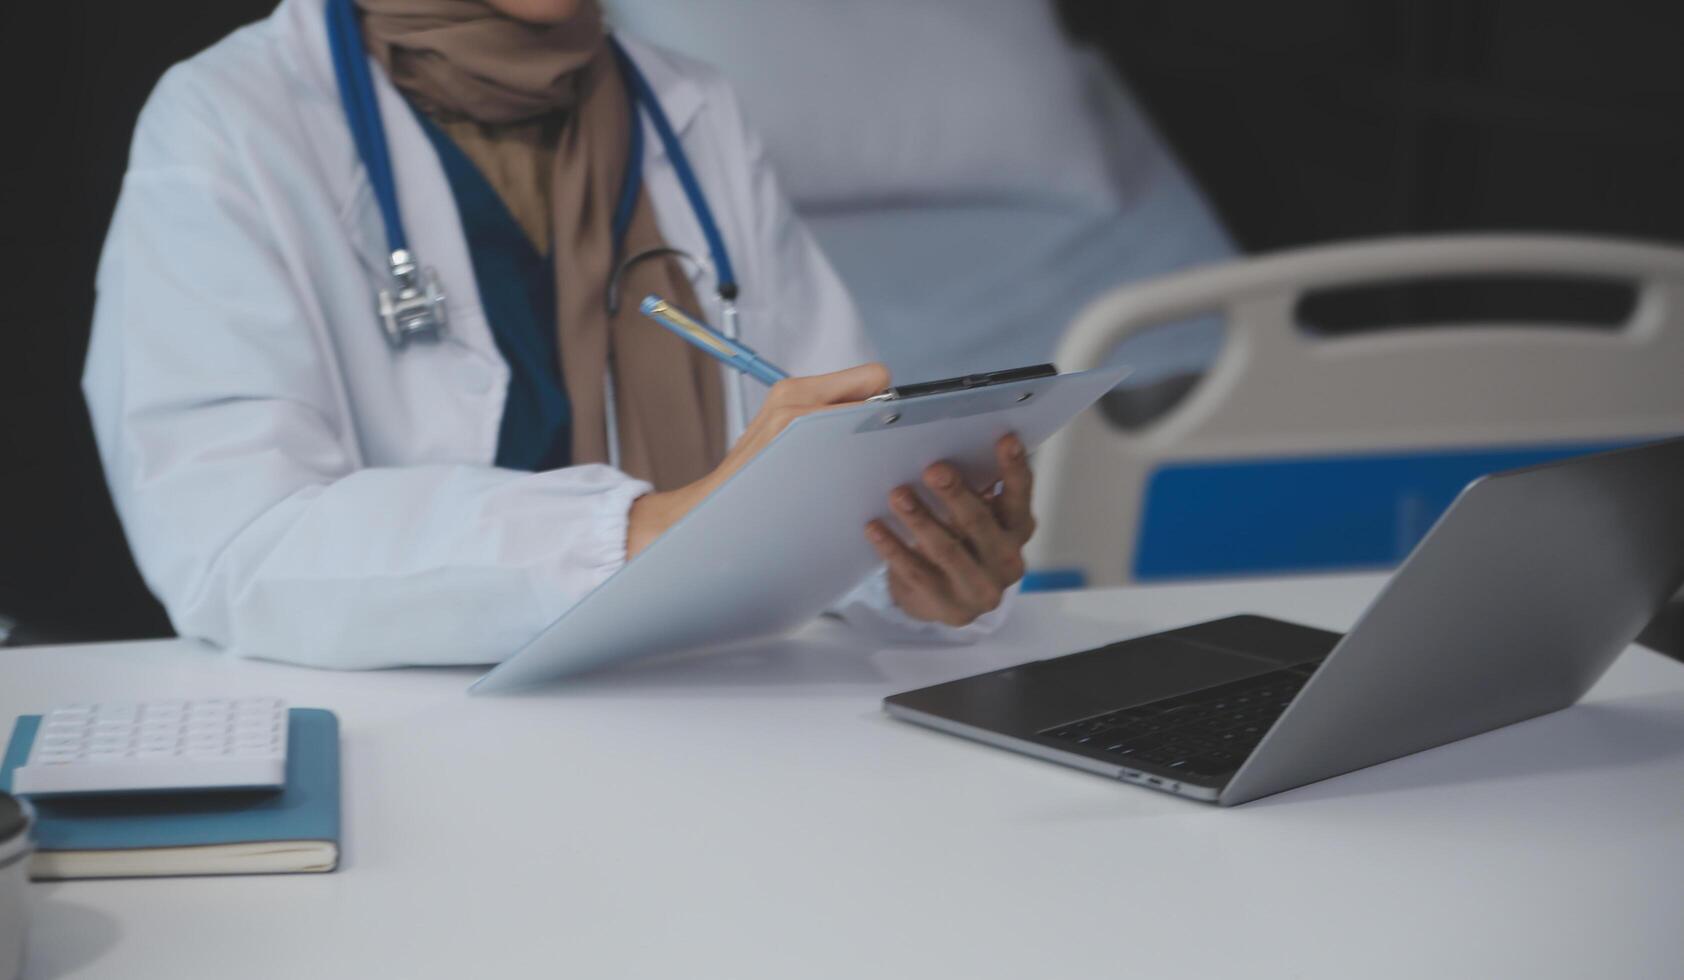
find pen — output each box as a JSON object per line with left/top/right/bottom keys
{"left": 639, "top": 295, "right": 790, "bottom": 387}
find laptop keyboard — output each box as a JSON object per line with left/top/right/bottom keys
{"left": 1038, "top": 663, "right": 1320, "bottom": 780}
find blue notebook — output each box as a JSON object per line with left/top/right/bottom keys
{"left": 0, "top": 708, "right": 340, "bottom": 879}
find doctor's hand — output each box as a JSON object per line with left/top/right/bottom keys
{"left": 864, "top": 434, "right": 1035, "bottom": 627}
{"left": 626, "top": 363, "right": 892, "bottom": 559}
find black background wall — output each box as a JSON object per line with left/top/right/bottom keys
{"left": 3, "top": 0, "right": 1682, "bottom": 643}
{"left": 1064, "top": 2, "right": 1684, "bottom": 251}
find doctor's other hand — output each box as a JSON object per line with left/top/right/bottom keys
{"left": 626, "top": 362, "right": 891, "bottom": 558}
{"left": 865, "top": 434, "right": 1035, "bottom": 627}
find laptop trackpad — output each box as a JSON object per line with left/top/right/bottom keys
{"left": 930, "top": 637, "right": 1275, "bottom": 736}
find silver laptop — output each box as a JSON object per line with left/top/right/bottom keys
{"left": 884, "top": 436, "right": 1684, "bottom": 805}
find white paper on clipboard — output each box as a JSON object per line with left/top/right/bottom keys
{"left": 471, "top": 365, "right": 1129, "bottom": 692}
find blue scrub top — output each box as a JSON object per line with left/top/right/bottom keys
{"left": 415, "top": 111, "right": 572, "bottom": 472}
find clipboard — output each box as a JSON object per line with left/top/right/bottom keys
{"left": 471, "top": 365, "right": 1129, "bottom": 692}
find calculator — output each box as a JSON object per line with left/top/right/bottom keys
{"left": 11, "top": 698, "right": 289, "bottom": 797}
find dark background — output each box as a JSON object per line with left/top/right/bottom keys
{"left": 1065, "top": 1, "right": 1684, "bottom": 251}
{"left": 4, "top": 0, "right": 1683, "bottom": 643}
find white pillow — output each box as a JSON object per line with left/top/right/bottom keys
{"left": 604, "top": 0, "right": 1120, "bottom": 210}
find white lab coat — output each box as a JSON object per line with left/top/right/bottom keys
{"left": 84, "top": 0, "right": 1005, "bottom": 669}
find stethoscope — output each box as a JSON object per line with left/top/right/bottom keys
{"left": 324, "top": 0, "right": 750, "bottom": 443}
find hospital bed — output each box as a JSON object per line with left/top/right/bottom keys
{"left": 1029, "top": 233, "right": 1684, "bottom": 588}
{"left": 602, "top": 0, "right": 1235, "bottom": 387}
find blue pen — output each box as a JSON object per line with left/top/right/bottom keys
{"left": 639, "top": 295, "right": 790, "bottom": 387}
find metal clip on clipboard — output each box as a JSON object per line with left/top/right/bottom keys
{"left": 866, "top": 364, "right": 1057, "bottom": 403}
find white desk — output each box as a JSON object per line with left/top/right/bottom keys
{"left": 5, "top": 573, "right": 1683, "bottom": 979}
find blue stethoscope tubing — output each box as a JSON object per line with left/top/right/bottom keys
{"left": 606, "top": 40, "right": 736, "bottom": 299}
{"left": 323, "top": 0, "right": 739, "bottom": 336}
{"left": 326, "top": 0, "right": 408, "bottom": 256}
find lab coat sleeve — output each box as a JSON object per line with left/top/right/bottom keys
{"left": 705, "top": 71, "right": 1015, "bottom": 641}
{"left": 83, "top": 72, "right": 649, "bottom": 670}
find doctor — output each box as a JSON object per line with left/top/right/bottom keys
{"left": 84, "top": 0, "right": 1036, "bottom": 669}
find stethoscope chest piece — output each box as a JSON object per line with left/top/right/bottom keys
{"left": 328, "top": 0, "right": 730, "bottom": 359}
{"left": 378, "top": 248, "right": 448, "bottom": 348}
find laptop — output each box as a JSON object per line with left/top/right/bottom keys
{"left": 884, "top": 436, "right": 1684, "bottom": 805}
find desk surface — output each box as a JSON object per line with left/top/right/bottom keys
{"left": 5, "top": 574, "right": 1683, "bottom": 980}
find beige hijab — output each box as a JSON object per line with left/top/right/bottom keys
{"left": 356, "top": 0, "right": 725, "bottom": 490}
